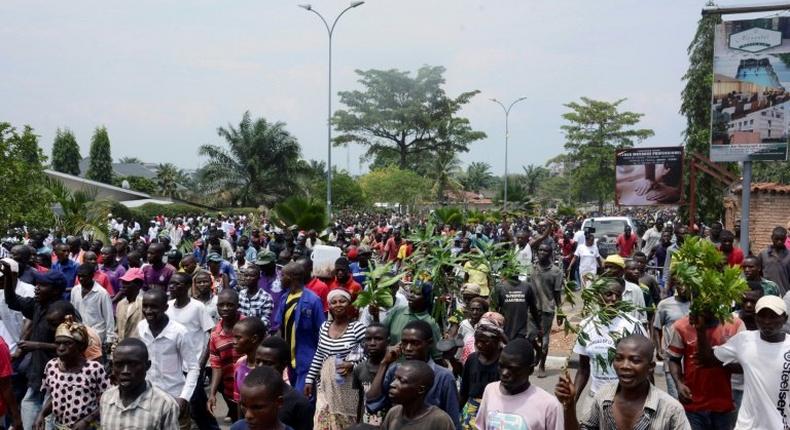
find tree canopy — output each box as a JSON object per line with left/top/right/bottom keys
{"left": 358, "top": 166, "right": 430, "bottom": 208}
{"left": 51, "top": 128, "right": 81, "bottom": 176}
{"left": 333, "top": 65, "right": 486, "bottom": 170}
{"left": 86, "top": 126, "right": 113, "bottom": 184}
{"left": 0, "top": 123, "right": 54, "bottom": 231}
{"left": 199, "top": 111, "right": 303, "bottom": 207}
{"left": 561, "top": 97, "right": 654, "bottom": 211}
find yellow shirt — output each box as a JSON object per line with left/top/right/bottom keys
{"left": 463, "top": 261, "right": 490, "bottom": 296}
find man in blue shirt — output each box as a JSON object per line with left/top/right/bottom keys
{"left": 273, "top": 262, "right": 325, "bottom": 395}
{"left": 365, "top": 320, "right": 461, "bottom": 429}
{"left": 51, "top": 243, "right": 79, "bottom": 298}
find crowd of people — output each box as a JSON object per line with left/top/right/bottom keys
{"left": 0, "top": 209, "right": 788, "bottom": 429}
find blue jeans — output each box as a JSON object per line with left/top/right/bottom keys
{"left": 663, "top": 361, "right": 678, "bottom": 399}
{"left": 686, "top": 411, "right": 734, "bottom": 430}
{"left": 21, "top": 387, "right": 43, "bottom": 430}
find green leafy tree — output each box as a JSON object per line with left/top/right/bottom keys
{"left": 561, "top": 97, "right": 654, "bottom": 211}
{"left": 333, "top": 65, "right": 487, "bottom": 169}
{"left": 358, "top": 166, "right": 430, "bottom": 208}
{"left": 307, "top": 169, "right": 367, "bottom": 210}
{"left": 460, "top": 161, "right": 494, "bottom": 193}
{"left": 51, "top": 128, "right": 81, "bottom": 175}
{"left": 753, "top": 161, "right": 790, "bottom": 183}
{"left": 86, "top": 126, "right": 113, "bottom": 184}
{"left": 199, "top": 112, "right": 303, "bottom": 207}
{"left": 680, "top": 12, "right": 735, "bottom": 223}
{"left": 112, "top": 176, "right": 157, "bottom": 194}
{"left": 0, "top": 123, "right": 54, "bottom": 231}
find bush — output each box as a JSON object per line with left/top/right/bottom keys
{"left": 131, "top": 203, "right": 203, "bottom": 221}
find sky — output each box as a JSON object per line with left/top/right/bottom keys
{"left": 0, "top": 0, "right": 740, "bottom": 176}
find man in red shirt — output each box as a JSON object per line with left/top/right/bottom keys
{"left": 328, "top": 257, "right": 362, "bottom": 318}
{"left": 719, "top": 230, "right": 744, "bottom": 267}
{"left": 616, "top": 225, "right": 639, "bottom": 258}
{"left": 667, "top": 311, "right": 744, "bottom": 428}
{"left": 383, "top": 229, "right": 403, "bottom": 262}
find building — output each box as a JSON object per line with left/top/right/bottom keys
{"left": 728, "top": 105, "right": 785, "bottom": 141}
{"left": 77, "top": 158, "right": 158, "bottom": 179}
{"left": 725, "top": 182, "right": 790, "bottom": 253}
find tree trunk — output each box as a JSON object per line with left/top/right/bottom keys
{"left": 598, "top": 198, "right": 604, "bottom": 213}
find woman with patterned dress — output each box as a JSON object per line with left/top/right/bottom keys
{"left": 34, "top": 316, "right": 110, "bottom": 430}
{"left": 304, "top": 288, "right": 366, "bottom": 430}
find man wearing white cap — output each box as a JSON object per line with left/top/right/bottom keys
{"left": 697, "top": 295, "right": 790, "bottom": 430}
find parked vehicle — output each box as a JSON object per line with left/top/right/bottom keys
{"left": 581, "top": 216, "right": 636, "bottom": 258}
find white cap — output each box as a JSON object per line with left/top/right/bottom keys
{"left": 756, "top": 295, "right": 787, "bottom": 315}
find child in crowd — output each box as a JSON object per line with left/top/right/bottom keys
{"left": 232, "top": 318, "right": 268, "bottom": 404}
{"left": 353, "top": 323, "right": 390, "bottom": 426}
{"left": 231, "top": 366, "right": 294, "bottom": 430}
{"left": 380, "top": 360, "right": 455, "bottom": 430}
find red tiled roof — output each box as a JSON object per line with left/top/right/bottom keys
{"left": 733, "top": 182, "right": 790, "bottom": 194}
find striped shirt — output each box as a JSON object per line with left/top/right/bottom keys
{"left": 581, "top": 382, "right": 691, "bottom": 430}
{"left": 305, "top": 320, "right": 366, "bottom": 384}
{"left": 208, "top": 316, "right": 242, "bottom": 397}
{"left": 239, "top": 287, "right": 274, "bottom": 329}
{"left": 100, "top": 382, "right": 180, "bottom": 430}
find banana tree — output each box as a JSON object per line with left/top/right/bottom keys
{"left": 353, "top": 260, "right": 405, "bottom": 310}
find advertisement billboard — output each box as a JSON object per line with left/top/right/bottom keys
{"left": 710, "top": 17, "right": 790, "bottom": 162}
{"left": 615, "top": 146, "right": 683, "bottom": 206}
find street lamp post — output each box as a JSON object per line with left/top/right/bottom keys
{"left": 299, "top": 1, "right": 364, "bottom": 217}
{"left": 490, "top": 97, "right": 527, "bottom": 211}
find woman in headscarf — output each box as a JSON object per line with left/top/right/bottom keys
{"left": 459, "top": 311, "right": 507, "bottom": 430}
{"left": 33, "top": 316, "right": 109, "bottom": 430}
{"left": 305, "top": 288, "right": 366, "bottom": 430}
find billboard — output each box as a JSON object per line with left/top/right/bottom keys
{"left": 711, "top": 17, "right": 790, "bottom": 162}
{"left": 615, "top": 147, "right": 683, "bottom": 206}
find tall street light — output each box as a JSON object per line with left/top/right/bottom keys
{"left": 299, "top": 1, "right": 364, "bottom": 217}
{"left": 490, "top": 97, "right": 527, "bottom": 211}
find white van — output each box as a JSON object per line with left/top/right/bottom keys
{"left": 580, "top": 217, "right": 636, "bottom": 258}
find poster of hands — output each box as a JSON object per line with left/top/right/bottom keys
{"left": 615, "top": 147, "right": 683, "bottom": 206}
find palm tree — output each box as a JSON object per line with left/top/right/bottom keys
{"left": 428, "top": 153, "right": 463, "bottom": 203}
{"left": 199, "top": 111, "right": 303, "bottom": 207}
{"left": 270, "top": 196, "right": 328, "bottom": 232}
{"left": 155, "top": 163, "right": 183, "bottom": 198}
{"left": 522, "top": 164, "right": 550, "bottom": 194}
{"left": 118, "top": 157, "right": 143, "bottom": 164}
{"left": 461, "top": 161, "right": 494, "bottom": 193}
{"left": 45, "top": 177, "right": 111, "bottom": 242}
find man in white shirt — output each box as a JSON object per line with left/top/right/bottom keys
{"left": 0, "top": 258, "right": 34, "bottom": 353}
{"left": 698, "top": 295, "right": 790, "bottom": 430}
{"left": 567, "top": 233, "right": 603, "bottom": 289}
{"left": 165, "top": 272, "right": 216, "bottom": 428}
{"left": 137, "top": 288, "right": 199, "bottom": 430}
{"left": 641, "top": 218, "right": 664, "bottom": 255}
{"left": 72, "top": 263, "right": 115, "bottom": 344}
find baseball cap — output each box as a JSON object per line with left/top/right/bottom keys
{"left": 119, "top": 267, "right": 145, "bottom": 282}
{"left": 756, "top": 295, "right": 787, "bottom": 315}
{"left": 32, "top": 270, "right": 67, "bottom": 291}
{"left": 207, "top": 253, "right": 223, "bottom": 263}
{"left": 255, "top": 251, "right": 276, "bottom": 265}
{"left": 604, "top": 255, "right": 625, "bottom": 269}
